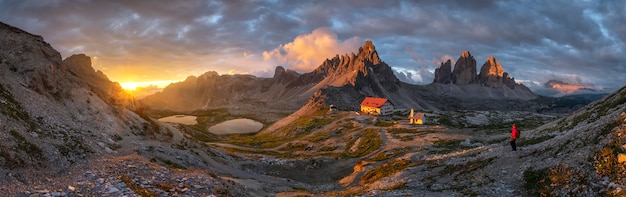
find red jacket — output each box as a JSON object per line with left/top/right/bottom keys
{"left": 511, "top": 126, "right": 519, "bottom": 139}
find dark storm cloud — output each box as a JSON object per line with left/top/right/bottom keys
{"left": 0, "top": 0, "right": 624, "bottom": 95}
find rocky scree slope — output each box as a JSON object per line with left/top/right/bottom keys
{"left": 513, "top": 85, "right": 626, "bottom": 196}
{"left": 0, "top": 21, "right": 150, "bottom": 177}
{"left": 0, "top": 22, "right": 249, "bottom": 196}
{"left": 404, "top": 85, "right": 626, "bottom": 196}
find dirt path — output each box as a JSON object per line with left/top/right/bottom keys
{"left": 481, "top": 144, "right": 526, "bottom": 196}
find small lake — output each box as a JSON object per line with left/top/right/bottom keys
{"left": 208, "top": 118, "right": 263, "bottom": 135}
{"left": 158, "top": 115, "right": 198, "bottom": 125}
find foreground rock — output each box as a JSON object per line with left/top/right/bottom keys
{"left": 0, "top": 21, "right": 246, "bottom": 196}
{"left": 13, "top": 155, "right": 246, "bottom": 197}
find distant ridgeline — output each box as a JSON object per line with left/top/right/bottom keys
{"left": 140, "top": 40, "right": 600, "bottom": 114}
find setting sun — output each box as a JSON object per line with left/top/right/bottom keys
{"left": 118, "top": 80, "right": 179, "bottom": 91}
{"left": 120, "top": 82, "right": 139, "bottom": 91}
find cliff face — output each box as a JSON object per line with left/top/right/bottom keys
{"left": 478, "top": 56, "right": 520, "bottom": 89}
{"left": 451, "top": 50, "right": 478, "bottom": 85}
{"left": 433, "top": 60, "right": 452, "bottom": 84}
{"left": 478, "top": 56, "right": 505, "bottom": 88}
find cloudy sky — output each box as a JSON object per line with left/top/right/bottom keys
{"left": 1, "top": 0, "right": 624, "bottom": 96}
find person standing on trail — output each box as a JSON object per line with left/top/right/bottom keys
{"left": 510, "top": 124, "right": 519, "bottom": 151}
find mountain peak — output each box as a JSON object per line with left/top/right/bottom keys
{"left": 479, "top": 56, "right": 505, "bottom": 88}
{"left": 63, "top": 54, "right": 96, "bottom": 76}
{"left": 274, "top": 66, "right": 286, "bottom": 79}
{"left": 357, "top": 40, "right": 381, "bottom": 65}
{"left": 363, "top": 40, "right": 375, "bottom": 53}
{"left": 452, "top": 50, "right": 478, "bottom": 85}
{"left": 480, "top": 56, "right": 503, "bottom": 76}
{"left": 273, "top": 66, "right": 299, "bottom": 84}
{"left": 434, "top": 60, "right": 453, "bottom": 84}
{"left": 287, "top": 40, "right": 397, "bottom": 90}
{"left": 461, "top": 50, "right": 472, "bottom": 58}
{"left": 433, "top": 51, "right": 533, "bottom": 95}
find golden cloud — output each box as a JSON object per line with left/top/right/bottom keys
{"left": 545, "top": 79, "right": 593, "bottom": 95}
{"left": 263, "top": 27, "right": 362, "bottom": 72}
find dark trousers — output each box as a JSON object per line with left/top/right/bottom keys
{"left": 510, "top": 139, "right": 517, "bottom": 151}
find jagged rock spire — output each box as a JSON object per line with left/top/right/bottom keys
{"left": 478, "top": 56, "right": 505, "bottom": 88}
{"left": 433, "top": 51, "right": 523, "bottom": 90}
{"left": 357, "top": 40, "right": 381, "bottom": 65}
{"left": 434, "top": 60, "right": 452, "bottom": 84}
{"left": 451, "top": 50, "right": 478, "bottom": 85}
{"left": 287, "top": 40, "right": 399, "bottom": 94}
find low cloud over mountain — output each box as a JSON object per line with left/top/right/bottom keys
{"left": 263, "top": 27, "right": 363, "bottom": 73}
{"left": 538, "top": 79, "right": 599, "bottom": 96}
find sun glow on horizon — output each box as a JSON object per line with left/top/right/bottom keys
{"left": 119, "top": 80, "right": 180, "bottom": 91}
{"left": 120, "top": 82, "right": 139, "bottom": 91}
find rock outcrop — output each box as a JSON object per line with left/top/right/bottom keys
{"left": 433, "top": 60, "right": 452, "bottom": 84}
{"left": 359, "top": 40, "right": 381, "bottom": 65}
{"left": 62, "top": 54, "right": 131, "bottom": 107}
{"left": 477, "top": 56, "right": 519, "bottom": 89}
{"left": 63, "top": 54, "right": 98, "bottom": 78}
{"left": 433, "top": 51, "right": 530, "bottom": 90}
{"left": 429, "top": 50, "right": 537, "bottom": 101}
{"left": 502, "top": 72, "right": 517, "bottom": 89}
{"left": 451, "top": 50, "right": 478, "bottom": 85}
{"left": 0, "top": 22, "right": 154, "bottom": 172}
{"left": 272, "top": 66, "right": 299, "bottom": 84}
{"left": 478, "top": 56, "right": 504, "bottom": 87}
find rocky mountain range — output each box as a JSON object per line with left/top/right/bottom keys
{"left": 139, "top": 40, "right": 405, "bottom": 122}
{"left": 141, "top": 40, "right": 545, "bottom": 118}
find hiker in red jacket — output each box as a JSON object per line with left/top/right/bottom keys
{"left": 511, "top": 124, "right": 519, "bottom": 151}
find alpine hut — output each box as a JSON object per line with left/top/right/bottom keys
{"left": 360, "top": 97, "right": 394, "bottom": 116}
